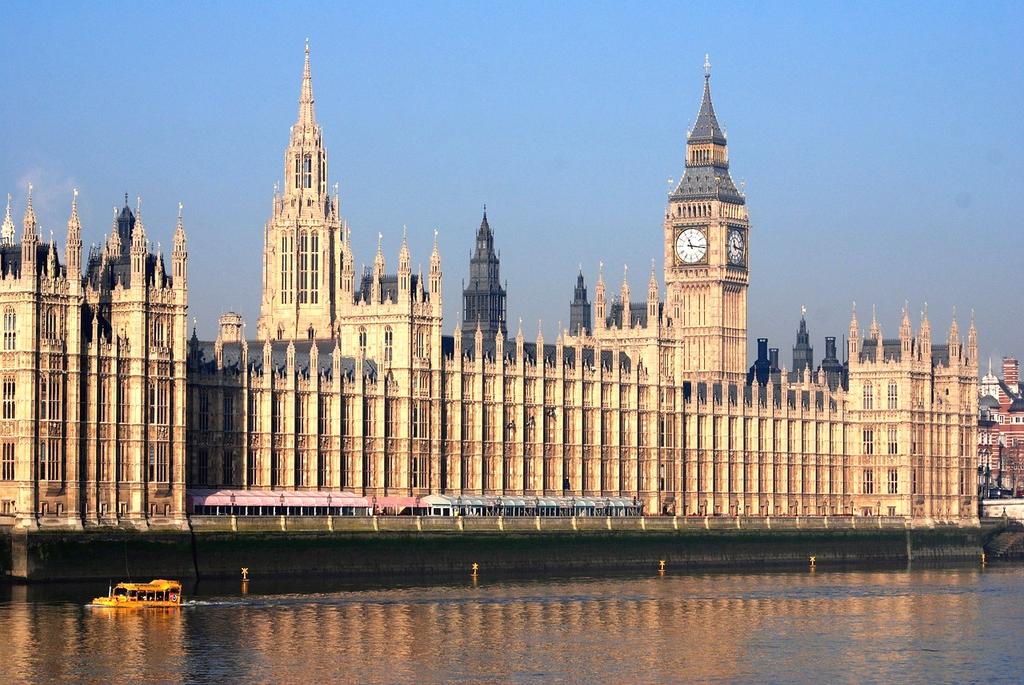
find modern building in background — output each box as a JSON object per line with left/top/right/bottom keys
{"left": 0, "top": 47, "right": 979, "bottom": 529}
{"left": 977, "top": 357, "right": 1024, "bottom": 494}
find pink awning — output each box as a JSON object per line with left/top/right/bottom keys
{"left": 188, "top": 489, "right": 371, "bottom": 508}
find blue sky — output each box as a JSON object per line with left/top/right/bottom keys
{"left": 1, "top": 2, "right": 1021, "bottom": 369}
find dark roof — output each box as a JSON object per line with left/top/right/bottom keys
{"left": 689, "top": 76, "right": 727, "bottom": 145}
{"left": 357, "top": 272, "right": 422, "bottom": 304}
{"left": 0, "top": 242, "right": 59, "bottom": 278}
{"left": 980, "top": 395, "right": 1000, "bottom": 409}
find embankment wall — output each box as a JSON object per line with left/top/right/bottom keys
{"left": 2, "top": 516, "right": 987, "bottom": 582}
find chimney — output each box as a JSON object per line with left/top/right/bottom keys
{"left": 757, "top": 338, "right": 769, "bottom": 362}
{"left": 1004, "top": 357, "right": 1019, "bottom": 389}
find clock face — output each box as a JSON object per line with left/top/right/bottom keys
{"left": 675, "top": 228, "right": 707, "bottom": 264}
{"left": 728, "top": 229, "right": 745, "bottom": 265}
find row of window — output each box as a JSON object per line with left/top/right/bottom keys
{"left": 862, "top": 382, "right": 899, "bottom": 410}
{"left": 279, "top": 231, "right": 320, "bottom": 305}
{"left": 861, "top": 468, "right": 900, "bottom": 495}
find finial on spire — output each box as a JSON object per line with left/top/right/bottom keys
{"left": 704, "top": 53, "right": 711, "bottom": 79}
{"left": 305, "top": 37, "right": 310, "bottom": 55}
{"left": 177, "top": 201, "right": 183, "bottom": 220}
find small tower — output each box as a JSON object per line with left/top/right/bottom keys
{"left": 461, "top": 207, "right": 507, "bottom": 347}
{"left": 594, "top": 262, "right": 606, "bottom": 328}
{"left": 1, "top": 194, "right": 14, "bottom": 246}
{"left": 792, "top": 305, "right": 813, "bottom": 374}
{"left": 130, "top": 198, "right": 147, "bottom": 286}
{"left": 429, "top": 228, "right": 442, "bottom": 311}
{"left": 21, "top": 184, "right": 39, "bottom": 275}
{"left": 967, "top": 310, "right": 978, "bottom": 365}
{"left": 646, "top": 263, "right": 659, "bottom": 326}
{"left": 66, "top": 189, "right": 83, "bottom": 282}
{"left": 172, "top": 202, "right": 187, "bottom": 289}
{"left": 569, "top": 266, "right": 591, "bottom": 336}
{"left": 619, "top": 266, "right": 631, "bottom": 328}
{"left": 919, "top": 305, "right": 932, "bottom": 364}
{"left": 847, "top": 303, "right": 860, "bottom": 361}
{"left": 899, "top": 302, "right": 913, "bottom": 358}
{"left": 948, "top": 311, "right": 962, "bottom": 363}
{"left": 398, "top": 225, "right": 411, "bottom": 296}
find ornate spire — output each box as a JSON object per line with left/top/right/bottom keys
{"left": 869, "top": 304, "right": 881, "bottom": 340}
{"left": 1, "top": 193, "right": 14, "bottom": 245}
{"left": 66, "top": 189, "right": 82, "bottom": 277}
{"left": 297, "top": 39, "right": 316, "bottom": 128}
{"left": 22, "top": 183, "right": 37, "bottom": 238}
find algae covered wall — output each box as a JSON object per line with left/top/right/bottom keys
{"left": 5, "top": 518, "right": 984, "bottom": 582}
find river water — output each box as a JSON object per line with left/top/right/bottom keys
{"left": 1, "top": 565, "right": 1021, "bottom": 683}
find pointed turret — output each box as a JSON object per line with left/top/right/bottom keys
{"left": 21, "top": 184, "right": 38, "bottom": 274}
{"left": 130, "top": 197, "right": 147, "bottom": 284}
{"left": 22, "top": 183, "right": 37, "bottom": 239}
{"left": 948, "top": 309, "right": 962, "bottom": 362}
{"left": 919, "top": 305, "right": 932, "bottom": 363}
{"left": 1, "top": 193, "right": 14, "bottom": 246}
{"left": 647, "top": 262, "right": 659, "bottom": 325}
{"left": 899, "top": 301, "right": 913, "bottom": 357}
{"left": 429, "top": 228, "right": 442, "bottom": 305}
{"left": 619, "top": 266, "right": 631, "bottom": 328}
{"left": 66, "top": 189, "right": 82, "bottom": 280}
{"left": 594, "top": 261, "right": 606, "bottom": 328}
{"left": 847, "top": 302, "right": 860, "bottom": 361}
{"left": 398, "top": 225, "right": 411, "bottom": 295}
{"left": 172, "top": 202, "right": 187, "bottom": 289}
{"left": 967, "top": 310, "right": 978, "bottom": 365}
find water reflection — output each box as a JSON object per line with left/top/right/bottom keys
{"left": 1, "top": 567, "right": 1020, "bottom": 684}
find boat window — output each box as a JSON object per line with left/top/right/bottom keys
{"left": 128, "top": 590, "right": 137, "bottom": 599}
{"left": 114, "top": 587, "right": 127, "bottom": 596}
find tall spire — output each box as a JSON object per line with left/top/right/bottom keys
{"left": 689, "top": 53, "right": 726, "bottom": 145}
{"left": 297, "top": 38, "right": 316, "bottom": 128}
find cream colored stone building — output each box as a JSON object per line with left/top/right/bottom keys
{"left": 0, "top": 47, "right": 978, "bottom": 528}
{"left": 0, "top": 189, "right": 188, "bottom": 528}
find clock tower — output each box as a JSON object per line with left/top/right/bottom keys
{"left": 663, "top": 56, "right": 750, "bottom": 381}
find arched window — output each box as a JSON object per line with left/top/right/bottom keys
{"left": 887, "top": 382, "right": 898, "bottom": 409}
{"left": 309, "top": 231, "right": 319, "bottom": 304}
{"left": 862, "top": 383, "right": 873, "bottom": 410}
{"left": 280, "top": 234, "right": 293, "bottom": 304}
{"left": 298, "top": 231, "right": 309, "bottom": 304}
{"left": 3, "top": 308, "right": 15, "bottom": 350}
{"left": 384, "top": 326, "right": 393, "bottom": 364}
{"left": 358, "top": 326, "right": 367, "bottom": 353}
{"left": 416, "top": 329, "right": 427, "bottom": 359}
{"left": 151, "top": 317, "right": 166, "bottom": 347}
{"left": 293, "top": 156, "right": 301, "bottom": 189}
{"left": 303, "top": 155, "right": 312, "bottom": 189}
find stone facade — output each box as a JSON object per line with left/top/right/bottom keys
{"left": 0, "top": 47, "right": 980, "bottom": 528}
{"left": 0, "top": 190, "right": 188, "bottom": 528}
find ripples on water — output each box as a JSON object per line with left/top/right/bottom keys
{"left": 2, "top": 566, "right": 1022, "bottom": 683}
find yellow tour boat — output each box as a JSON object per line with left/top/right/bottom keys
{"left": 89, "top": 579, "right": 183, "bottom": 608}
